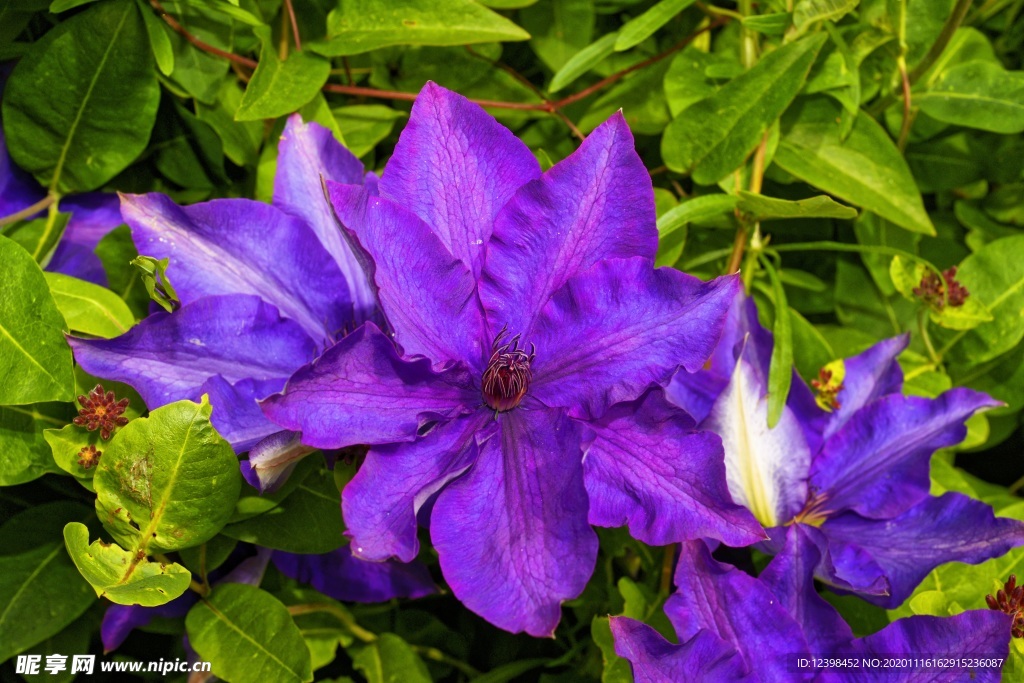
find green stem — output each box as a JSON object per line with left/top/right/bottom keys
{"left": 410, "top": 645, "right": 481, "bottom": 678}
{"left": 0, "top": 193, "right": 57, "bottom": 228}
{"left": 32, "top": 199, "right": 63, "bottom": 264}
{"left": 287, "top": 603, "right": 377, "bottom": 643}
{"left": 918, "top": 308, "right": 941, "bottom": 365}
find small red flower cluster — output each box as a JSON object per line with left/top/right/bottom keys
{"left": 913, "top": 266, "right": 970, "bottom": 310}
{"left": 73, "top": 384, "right": 130, "bottom": 440}
{"left": 76, "top": 445, "right": 102, "bottom": 469}
{"left": 986, "top": 574, "right": 1024, "bottom": 638}
{"left": 811, "top": 367, "right": 843, "bottom": 412}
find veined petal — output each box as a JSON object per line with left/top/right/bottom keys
{"left": 810, "top": 389, "right": 1000, "bottom": 519}
{"left": 343, "top": 411, "right": 492, "bottom": 563}
{"left": 530, "top": 258, "right": 739, "bottom": 418}
{"left": 326, "top": 182, "right": 487, "bottom": 367}
{"left": 379, "top": 82, "right": 540, "bottom": 279}
{"left": 703, "top": 352, "right": 811, "bottom": 528}
{"left": 272, "top": 547, "right": 436, "bottom": 603}
{"left": 822, "top": 335, "right": 908, "bottom": 442}
{"left": 242, "top": 430, "right": 315, "bottom": 493}
{"left": 819, "top": 611, "right": 1011, "bottom": 682}
{"left": 70, "top": 295, "right": 316, "bottom": 409}
{"left": 273, "top": 115, "right": 375, "bottom": 322}
{"left": 121, "top": 192, "right": 352, "bottom": 343}
{"left": 262, "top": 322, "right": 479, "bottom": 449}
{"left": 431, "top": 407, "right": 597, "bottom": 637}
{"left": 610, "top": 619, "right": 753, "bottom": 683}
{"left": 201, "top": 375, "right": 286, "bottom": 453}
{"left": 60, "top": 193, "right": 124, "bottom": 249}
{"left": 480, "top": 113, "right": 657, "bottom": 336}
{"left": 582, "top": 389, "right": 764, "bottom": 547}
{"left": 821, "top": 493, "right": 1024, "bottom": 608}
{"left": 666, "top": 540, "right": 811, "bottom": 682}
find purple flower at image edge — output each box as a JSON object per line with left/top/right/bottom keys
{"left": 69, "top": 114, "right": 376, "bottom": 490}
{"left": 666, "top": 294, "right": 1024, "bottom": 607}
{"left": 262, "top": 82, "right": 765, "bottom": 637}
{"left": 611, "top": 530, "right": 1012, "bottom": 682}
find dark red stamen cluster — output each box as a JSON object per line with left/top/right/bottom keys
{"left": 913, "top": 266, "right": 969, "bottom": 310}
{"left": 985, "top": 574, "right": 1024, "bottom": 638}
{"left": 76, "top": 445, "right": 101, "bottom": 469}
{"left": 811, "top": 368, "right": 843, "bottom": 411}
{"left": 73, "top": 384, "right": 130, "bottom": 440}
{"left": 482, "top": 327, "right": 534, "bottom": 412}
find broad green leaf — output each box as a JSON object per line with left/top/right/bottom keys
{"left": 521, "top": 0, "right": 594, "bottom": 72}
{"left": 0, "top": 403, "right": 73, "bottom": 485}
{"left": 943, "top": 235, "right": 1024, "bottom": 365}
{"left": 63, "top": 522, "right": 191, "bottom": 606}
{"left": 196, "top": 80, "right": 261, "bottom": 167}
{"left": 905, "top": 134, "right": 984, "bottom": 193}
{"left": 579, "top": 60, "right": 672, "bottom": 135}
{"left": 0, "top": 236, "right": 75, "bottom": 404}
{"left": 310, "top": 0, "right": 530, "bottom": 57}
{"left": 790, "top": 308, "right": 833, "bottom": 380}
{"left": 333, "top": 106, "right": 405, "bottom": 158}
{"left": 187, "top": 583, "right": 313, "bottom": 683}
{"left": 153, "top": 100, "right": 227, "bottom": 189}
{"left": 791, "top": 0, "right": 858, "bottom": 33}
{"left": 44, "top": 272, "right": 134, "bottom": 338}
{"left": 549, "top": 32, "right": 618, "bottom": 93}
{"left": 0, "top": 503, "right": 94, "bottom": 663}
{"left": 14, "top": 607, "right": 98, "bottom": 683}
{"left": 663, "top": 47, "right": 737, "bottom": 117}
{"left": 662, "top": 33, "right": 826, "bottom": 184}
{"left": 237, "top": 26, "right": 330, "bottom": 121}
{"left": 761, "top": 258, "right": 793, "bottom": 428}
{"left": 737, "top": 191, "right": 857, "bottom": 220}
{"left": 779, "top": 269, "right": 828, "bottom": 292}
{"left": 614, "top": 0, "right": 697, "bottom": 51}
{"left": 300, "top": 93, "right": 347, "bottom": 147}
{"left": 916, "top": 61, "right": 1024, "bottom": 135}
{"left": 93, "top": 396, "right": 241, "bottom": 553}
{"left": 49, "top": 0, "right": 97, "bottom": 11}
{"left": 44, "top": 424, "right": 101, "bottom": 489}
{"left": 657, "top": 194, "right": 738, "bottom": 237}
{"left": 161, "top": 0, "right": 232, "bottom": 104}
{"left": 221, "top": 463, "right": 344, "bottom": 553}
{"left": 2, "top": 0, "right": 159, "bottom": 192}
{"left": 135, "top": 0, "right": 174, "bottom": 75}
{"left": 350, "top": 633, "right": 430, "bottom": 683}
{"left": 742, "top": 13, "right": 792, "bottom": 36}
{"left": 4, "top": 210, "right": 70, "bottom": 267}
{"left": 774, "top": 97, "right": 935, "bottom": 235}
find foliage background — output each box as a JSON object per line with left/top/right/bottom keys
{"left": 1, "top": 0, "right": 1023, "bottom": 680}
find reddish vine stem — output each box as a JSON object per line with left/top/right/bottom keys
{"left": 897, "top": 60, "right": 914, "bottom": 151}
{"left": 283, "top": 0, "right": 302, "bottom": 51}
{"left": 150, "top": 0, "right": 258, "bottom": 69}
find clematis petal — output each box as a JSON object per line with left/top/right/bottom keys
{"left": 47, "top": 241, "right": 108, "bottom": 286}
{"left": 326, "top": 182, "right": 487, "bottom": 367}
{"left": 702, "top": 350, "right": 812, "bottom": 528}
{"left": 822, "top": 335, "right": 908, "bottom": 442}
{"left": 200, "top": 375, "right": 285, "bottom": 453}
{"left": 530, "top": 258, "right": 739, "bottom": 418}
{"left": 241, "top": 430, "right": 315, "bottom": 492}
{"left": 666, "top": 540, "right": 811, "bottom": 682}
{"left": 431, "top": 407, "right": 598, "bottom": 637}
{"left": 101, "top": 598, "right": 195, "bottom": 652}
{"left": 378, "top": 82, "right": 540, "bottom": 279}
{"left": 821, "top": 492, "right": 1024, "bottom": 608}
{"left": 810, "top": 389, "right": 1000, "bottom": 519}
{"left": 760, "top": 525, "right": 854, "bottom": 654}
{"left": 480, "top": 113, "right": 657, "bottom": 336}
{"left": 70, "top": 295, "right": 316, "bottom": 409}
{"left": 262, "top": 322, "right": 478, "bottom": 449}
{"left": 273, "top": 115, "right": 375, "bottom": 322}
{"left": 273, "top": 547, "right": 436, "bottom": 603}
{"left": 610, "top": 618, "right": 753, "bottom": 683}
{"left": 121, "top": 192, "right": 352, "bottom": 343}
{"left": 60, "top": 193, "right": 124, "bottom": 249}
{"left": 0, "top": 127, "right": 43, "bottom": 215}
{"left": 820, "top": 610, "right": 1011, "bottom": 682}
{"left": 343, "top": 411, "right": 492, "bottom": 563}
{"left": 582, "top": 389, "right": 764, "bottom": 547}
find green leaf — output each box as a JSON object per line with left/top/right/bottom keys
{"left": 791, "top": 0, "right": 858, "bottom": 33}
{"left": 153, "top": 100, "right": 227, "bottom": 189}
{"left": 662, "top": 33, "right": 826, "bottom": 184}
{"left": 135, "top": 0, "right": 174, "bottom": 75}
{"left": 657, "top": 194, "right": 738, "bottom": 237}
{"left": 663, "top": 46, "right": 736, "bottom": 117}
{"left": 0, "top": 503, "right": 94, "bottom": 663}
{"left": 943, "top": 235, "right": 1024, "bottom": 365}
{"left": 332, "top": 105, "right": 405, "bottom": 158}
{"left": 0, "top": 403, "right": 73, "bottom": 486}
{"left": 93, "top": 396, "right": 242, "bottom": 553}
{"left": 63, "top": 522, "right": 191, "bottom": 606}
{"left": 1, "top": 0, "right": 159, "bottom": 192}
{"left": 15, "top": 607, "right": 99, "bottom": 683}
{"left": 0, "top": 235, "right": 75, "bottom": 404}
{"left": 44, "top": 272, "right": 134, "bottom": 338}
{"left": 196, "top": 80, "right": 262, "bottom": 167}
{"left": 591, "top": 617, "right": 633, "bottom": 683}
{"left": 187, "top": 583, "right": 313, "bottom": 683}
{"left": 44, "top": 424, "right": 101, "bottom": 488}
{"left": 161, "top": 0, "right": 232, "bottom": 104}
{"left": 774, "top": 97, "right": 935, "bottom": 235}
{"left": 521, "top": 0, "right": 594, "bottom": 72}
{"left": 916, "top": 61, "right": 1024, "bottom": 135}
{"left": 221, "top": 463, "right": 344, "bottom": 553}
{"left": 742, "top": 13, "right": 792, "bottom": 36}
{"left": 310, "top": 0, "right": 530, "bottom": 57}
{"left": 549, "top": 32, "right": 618, "bottom": 93}
{"left": 737, "top": 191, "right": 857, "bottom": 221}
{"left": 614, "top": 0, "right": 697, "bottom": 51}
{"left": 350, "top": 633, "right": 430, "bottom": 683}
{"left": 236, "top": 26, "right": 331, "bottom": 122}
{"left": 761, "top": 257, "right": 793, "bottom": 428}
{"left": 4, "top": 209, "right": 70, "bottom": 267}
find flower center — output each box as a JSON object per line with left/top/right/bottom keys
{"left": 986, "top": 574, "right": 1024, "bottom": 638}
{"left": 481, "top": 327, "right": 534, "bottom": 412}
{"left": 811, "top": 360, "right": 845, "bottom": 413}
{"left": 789, "top": 489, "right": 832, "bottom": 527}
{"left": 73, "top": 384, "right": 130, "bottom": 440}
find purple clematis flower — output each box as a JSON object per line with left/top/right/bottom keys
{"left": 69, "top": 114, "right": 375, "bottom": 488}
{"left": 272, "top": 546, "right": 436, "bottom": 603}
{"left": 611, "top": 530, "right": 1012, "bottom": 682}
{"left": 666, "top": 294, "right": 1024, "bottom": 607}
{"left": 262, "top": 82, "right": 764, "bottom": 636}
